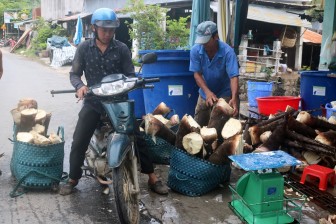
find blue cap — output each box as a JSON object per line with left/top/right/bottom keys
{"left": 195, "top": 21, "right": 217, "bottom": 44}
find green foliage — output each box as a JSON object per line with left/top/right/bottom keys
{"left": 123, "top": 0, "right": 167, "bottom": 50}
{"left": 122, "top": 0, "right": 190, "bottom": 50}
{"left": 36, "top": 27, "right": 52, "bottom": 44}
{"left": 18, "top": 9, "right": 30, "bottom": 20}
{"left": 0, "top": 0, "right": 40, "bottom": 25}
{"left": 132, "top": 58, "right": 141, "bottom": 67}
{"left": 264, "top": 67, "right": 272, "bottom": 80}
{"left": 306, "top": 9, "right": 324, "bottom": 22}
{"left": 166, "top": 16, "right": 190, "bottom": 49}
{"left": 305, "top": 1, "right": 324, "bottom": 23}
{"left": 29, "top": 17, "right": 66, "bottom": 52}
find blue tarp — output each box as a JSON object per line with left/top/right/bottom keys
{"left": 47, "top": 35, "right": 70, "bottom": 48}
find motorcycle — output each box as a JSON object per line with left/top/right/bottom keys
{"left": 51, "top": 52, "right": 158, "bottom": 224}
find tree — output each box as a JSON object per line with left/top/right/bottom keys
{"left": 0, "top": 0, "right": 41, "bottom": 25}
{"left": 122, "top": 0, "right": 190, "bottom": 50}
{"left": 122, "top": 0, "right": 168, "bottom": 50}
{"left": 28, "top": 17, "right": 66, "bottom": 53}
{"left": 304, "top": 0, "right": 324, "bottom": 23}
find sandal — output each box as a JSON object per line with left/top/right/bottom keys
{"left": 59, "top": 179, "right": 78, "bottom": 196}
{"left": 148, "top": 180, "right": 168, "bottom": 195}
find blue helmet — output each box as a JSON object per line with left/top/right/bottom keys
{"left": 91, "top": 8, "right": 120, "bottom": 28}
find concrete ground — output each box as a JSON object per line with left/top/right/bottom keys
{"left": 140, "top": 163, "right": 331, "bottom": 224}
{"left": 10, "top": 51, "right": 333, "bottom": 224}
{"left": 138, "top": 103, "right": 332, "bottom": 224}
{"left": 139, "top": 163, "right": 243, "bottom": 224}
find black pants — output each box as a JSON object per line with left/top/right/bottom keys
{"left": 69, "top": 104, "right": 154, "bottom": 180}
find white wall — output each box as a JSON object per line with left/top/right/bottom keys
{"left": 83, "top": 0, "right": 128, "bottom": 13}
{"left": 41, "top": 0, "right": 84, "bottom": 21}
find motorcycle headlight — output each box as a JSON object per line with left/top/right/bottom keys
{"left": 91, "top": 80, "right": 135, "bottom": 96}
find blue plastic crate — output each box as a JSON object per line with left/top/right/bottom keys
{"left": 247, "top": 81, "right": 273, "bottom": 107}
{"left": 326, "top": 103, "right": 336, "bottom": 119}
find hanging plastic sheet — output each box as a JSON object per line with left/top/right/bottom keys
{"left": 227, "top": 0, "right": 249, "bottom": 51}
{"left": 188, "top": 0, "right": 210, "bottom": 48}
{"left": 217, "top": 0, "right": 230, "bottom": 42}
{"left": 73, "top": 15, "right": 83, "bottom": 46}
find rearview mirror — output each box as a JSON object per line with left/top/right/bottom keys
{"left": 141, "top": 53, "right": 157, "bottom": 64}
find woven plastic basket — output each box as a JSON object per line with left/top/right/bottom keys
{"left": 10, "top": 126, "right": 65, "bottom": 190}
{"left": 168, "top": 148, "right": 231, "bottom": 196}
{"left": 280, "top": 27, "right": 297, "bottom": 48}
{"left": 144, "top": 134, "right": 176, "bottom": 165}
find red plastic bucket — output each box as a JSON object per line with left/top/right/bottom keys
{"left": 256, "top": 96, "right": 301, "bottom": 115}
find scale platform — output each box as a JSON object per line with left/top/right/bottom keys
{"left": 229, "top": 150, "right": 302, "bottom": 171}
{"left": 228, "top": 151, "right": 305, "bottom": 224}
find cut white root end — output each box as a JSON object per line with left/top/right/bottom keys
{"left": 16, "top": 132, "right": 34, "bottom": 143}
{"left": 296, "top": 111, "right": 311, "bottom": 124}
{"left": 182, "top": 132, "right": 203, "bottom": 155}
{"left": 200, "top": 126, "right": 217, "bottom": 143}
{"left": 221, "top": 118, "right": 242, "bottom": 139}
{"left": 260, "top": 131, "right": 272, "bottom": 143}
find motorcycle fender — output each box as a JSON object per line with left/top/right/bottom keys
{"left": 107, "top": 133, "right": 131, "bottom": 168}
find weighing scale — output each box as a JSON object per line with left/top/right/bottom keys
{"left": 228, "top": 150, "right": 305, "bottom": 224}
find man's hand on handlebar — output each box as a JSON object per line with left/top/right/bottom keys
{"left": 77, "top": 86, "right": 89, "bottom": 100}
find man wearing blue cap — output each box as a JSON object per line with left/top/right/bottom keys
{"left": 190, "top": 21, "right": 239, "bottom": 126}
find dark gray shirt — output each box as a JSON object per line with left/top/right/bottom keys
{"left": 70, "top": 38, "right": 135, "bottom": 112}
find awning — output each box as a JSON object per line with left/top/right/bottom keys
{"left": 210, "top": 2, "right": 312, "bottom": 28}
{"left": 14, "top": 19, "right": 38, "bottom": 26}
{"left": 57, "top": 11, "right": 131, "bottom": 22}
{"left": 248, "top": 4, "right": 311, "bottom": 28}
{"left": 58, "top": 12, "right": 92, "bottom": 22}
{"left": 303, "top": 29, "right": 322, "bottom": 44}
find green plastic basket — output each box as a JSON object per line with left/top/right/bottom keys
{"left": 10, "top": 126, "right": 65, "bottom": 192}
{"left": 144, "top": 134, "right": 176, "bottom": 165}
{"left": 168, "top": 148, "right": 231, "bottom": 196}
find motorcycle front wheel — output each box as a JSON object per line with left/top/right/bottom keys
{"left": 112, "top": 152, "right": 139, "bottom": 224}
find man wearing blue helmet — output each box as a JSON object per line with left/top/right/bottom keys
{"left": 59, "top": 8, "right": 168, "bottom": 195}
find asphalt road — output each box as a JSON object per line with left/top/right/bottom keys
{"left": 0, "top": 48, "right": 155, "bottom": 224}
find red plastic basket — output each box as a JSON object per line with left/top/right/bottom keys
{"left": 256, "top": 96, "right": 301, "bottom": 115}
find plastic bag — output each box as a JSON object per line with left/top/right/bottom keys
{"left": 320, "top": 36, "right": 331, "bottom": 61}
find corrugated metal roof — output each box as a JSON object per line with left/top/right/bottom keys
{"left": 210, "top": 2, "right": 312, "bottom": 28}
{"left": 14, "top": 19, "right": 38, "bottom": 26}
{"left": 144, "top": 0, "right": 192, "bottom": 8}
{"left": 303, "top": 29, "right": 322, "bottom": 44}
{"left": 247, "top": 4, "right": 312, "bottom": 28}
{"left": 58, "top": 12, "right": 91, "bottom": 22}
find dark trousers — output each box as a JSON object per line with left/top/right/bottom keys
{"left": 69, "top": 104, "right": 154, "bottom": 180}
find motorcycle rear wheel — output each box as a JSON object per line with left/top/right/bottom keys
{"left": 113, "top": 153, "right": 139, "bottom": 224}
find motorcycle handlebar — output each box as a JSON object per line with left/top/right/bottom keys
{"left": 50, "top": 89, "right": 76, "bottom": 97}
{"left": 50, "top": 77, "right": 160, "bottom": 96}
